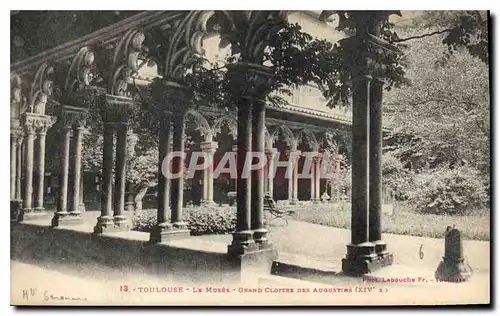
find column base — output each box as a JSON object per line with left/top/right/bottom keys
{"left": 228, "top": 230, "right": 259, "bottom": 256}
{"left": 19, "top": 208, "right": 50, "bottom": 222}
{"left": 435, "top": 257, "right": 472, "bottom": 283}
{"left": 341, "top": 242, "right": 393, "bottom": 276}
{"left": 253, "top": 228, "right": 271, "bottom": 249}
{"left": 227, "top": 246, "right": 278, "bottom": 283}
{"left": 150, "top": 222, "right": 190, "bottom": 242}
{"left": 10, "top": 200, "right": 22, "bottom": 222}
{"left": 78, "top": 203, "right": 87, "bottom": 213}
{"left": 52, "top": 211, "right": 84, "bottom": 227}
{"left": 93, "top": 215, "right": 130, "bottom": 233}
{"left": 289, "top": 199, "right": 299, "bottom": 205}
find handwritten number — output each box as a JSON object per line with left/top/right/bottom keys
{"left": 419, "top": 244, "right": 424, "bottom": 260}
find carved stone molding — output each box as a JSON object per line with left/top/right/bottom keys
{"left": 145, "top": 11, "right": 216, "bottom": 81}
{"left": 10, "top": 119, "right": 24, "bottom": 140}
{"left": 338, "top": 33, "right": 400, "bottom": 79}
{"left": 226, "top": 62, "right": 274, "bottom": 100}
{"left": 60, "top": 105, "right": 89, "bottom": 128}
{"left": 99, "top": 94, "right": 135, "bottom": 124}
{"left": 151, "top": 80, "right": 194, "bottom": 115}
{"left": 22, "top": 112, "right": 56, "bottom": 135}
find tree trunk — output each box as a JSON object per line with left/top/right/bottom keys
{"left": 134, "top": 186, "right": 149, "bottom": 211}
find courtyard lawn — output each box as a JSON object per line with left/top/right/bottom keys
{"left": 289, "top": 203, "right": 490, "bottom": 241}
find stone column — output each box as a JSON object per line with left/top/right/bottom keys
{"left": 314, "top": 155, "right": 322, "bottom": 202}
{"left": 170, "top": 111, "right": 188, "bottom": 230}
{"left": 113, "top": 122, "right": 129, "bottom": 229}
{"left": 15, "top": 137, "right": 23, "bottom": 201}
{"left": 369, "top": 78, "right": 390, "bottom": 258}
{"left": 10, "top": 133, "right": 17, "bottom": 200}
{"left": 286, "top": 151, "right": 294, "bottom": 202}
{"left": 150, "top": 81, "right": 191, "bottom": 241}
{"left": 94, "top": 94, "right": 132, "bottom": 233}
{"left": 53, "top": 107, "right": 85, "bottom": 227}
{"left": 289, "top": 151, "right": 301, "bottom": 204}
{"left": 232, "top": 144, "right": 238, "bottom": 191}
{"left": 70, "top": 124, "right": 85, "bottom": 214}
{"left": 22, "top": 124, "right": 35, "bottom": 214}
{"left": 200, "top": 141, "right": 218, "bottom": 206}
{"left": 11, "top": 122, "right": 23, "bottom": 220}
{"left": 21, "top": 113, "right": 54, "bottom": 220}
{"left": 251, "top": 99, "right": 268, "bottom": 247}
{"left": 79, "top": 176, "right": 86, "bottom": 212}
{"left": 310, "top": 158, "right": 316, "bottom": 201}
{"left": 151, "top": 113, "right": 174, "bottom": 242}
{"left": 265, "top": 148, "right": 276, "bottom": 198}
{"left": 228, "top": 95, "right": 257, "bottom": 255}
{"left": 34, "top": 127, "right": 47, "bottom": 211}
{"left": 340, "top": 27, "right": 398, "bottom": 275}
{"left": 341, "top": 71, "right": 376, "bottom": 275}
{"left": 93, "top": 122, "right": 115, "bottom": 233}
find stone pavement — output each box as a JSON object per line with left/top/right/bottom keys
{"left": 11, "top": 213, "right": 490, "bottom": 305}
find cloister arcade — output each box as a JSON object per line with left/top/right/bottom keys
{"left": 11, "top": 10, "right": 398, "bottom": 276}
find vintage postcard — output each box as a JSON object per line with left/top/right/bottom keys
{"left": 10, "top": 10, "right": 490, "bottom": 306}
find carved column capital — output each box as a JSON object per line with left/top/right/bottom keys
{"left": 22, "top": 112, "right": 56, "bottom": 135}
{"left": 99, "top": 94, "right": 135, "bottom": 124}
{"left": 11, "top": 119, "right": 24, "bottom": 140}
{"left": 60, "top": 105, "right": 89, "bottom": 129}
{"left": 151, "top": 80, "right": 194, "bottom": 116}
{"left": 200, "top": 141, "right": 218, "bottom": 154}
{"left": 226, "top": 62, "right": 274, "bottom": 100}
{"left": 338, "top": 33, "right": 400, "bottom": 79}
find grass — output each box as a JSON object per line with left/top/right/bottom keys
{"left": 290, "top": 202, "right": 490, "bottom": 241}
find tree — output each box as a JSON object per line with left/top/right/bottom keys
{"left": 383, "top": 29, "right": 489, "bottom": 179}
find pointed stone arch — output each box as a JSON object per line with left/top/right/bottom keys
{"left": 271, "top": 125, "right": 296, "bottom": 149}
{"left": 295, "top": 128, "right": 319, "bottom": 152}
{"left": 212, "top": 114, "right": 237, "bottom": 140}
{"left": 185, "top": 109, "right": 212, "bottom": 141}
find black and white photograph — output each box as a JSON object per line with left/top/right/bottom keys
{"left": 9, "top": 9, "right": 491, "bottom": 306}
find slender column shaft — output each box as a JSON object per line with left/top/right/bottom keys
{"left": 71, "top": 126, "right": 84, "bottom": 213}
{"left": 232, "top": 145, "right": 238, "bottom": 191}
{"left": 114, "top": 123, "right": 127, "bottom": 216}
{"left": 310, "top": 159, "right": 315, "bottom": 200}
{"left": 199, "top": 141, "right": 217, "bottom": 203}
{"left": 293, "top": 156, "right": 299, "bottom": 201}
{"left": 10, "top": 135, "right": 17, "bottom": 200}
{"left": 100, "top": 124, "right": 114, "bottom": 217}
{"left": 15, "top": 139, "right": 22, "bottom": 201}
{"left": 350, "top": 77, "right": 371, "bottom": 244}
{"left": 315, "top": 157, "right": 321, "bottom": 200}
{"left": 23, "top": 130, "right": 35, "bottom": 210}
{"left": 57, "top": 128, "right": 71, "bottom": 213}
{"left": 266, "top": 150, "right": 275, "bottom": 198}
{"left": 171, "top": 113, "right": 185, "bottom": 223}
{"left": 251, "top": 100, "right": 265, "bottom": 231}
{"left": 208, "top": 158, "right": 214, "bottom": 202}
{"left": 157, "top": 116, "right": 172, "bottom": 224}
{"left": 369, "top": 79, "right": 384, "bottom": 243}
{"left": 79, "top": 176, "right": 85, "bottom": 210}
{"left": 34, "top": 132, "right": 47, "bottom": 209}
{"left": 287, "top": 153, "right": 293, "bottom": 201}
{"left": 236, "top": 100, "right": 252, "bottom": 232}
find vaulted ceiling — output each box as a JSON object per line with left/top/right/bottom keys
{"left": 11, "top": 11, "right": 140, "bottom": 63}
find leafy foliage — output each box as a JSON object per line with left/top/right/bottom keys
{"left": 384, "top": 30, "right": 490, "bottom": 179}
{"left": 381, "top": 152, "right": 415, "bottom": 200}
{"left": 132, "top": 205, "right": 236, "bottom": 236}
{"left": 407, "top": 11, "right": 489, "bottom": 64}
{"left": 407, "top": 165, "right": 488, "bottom": 215}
